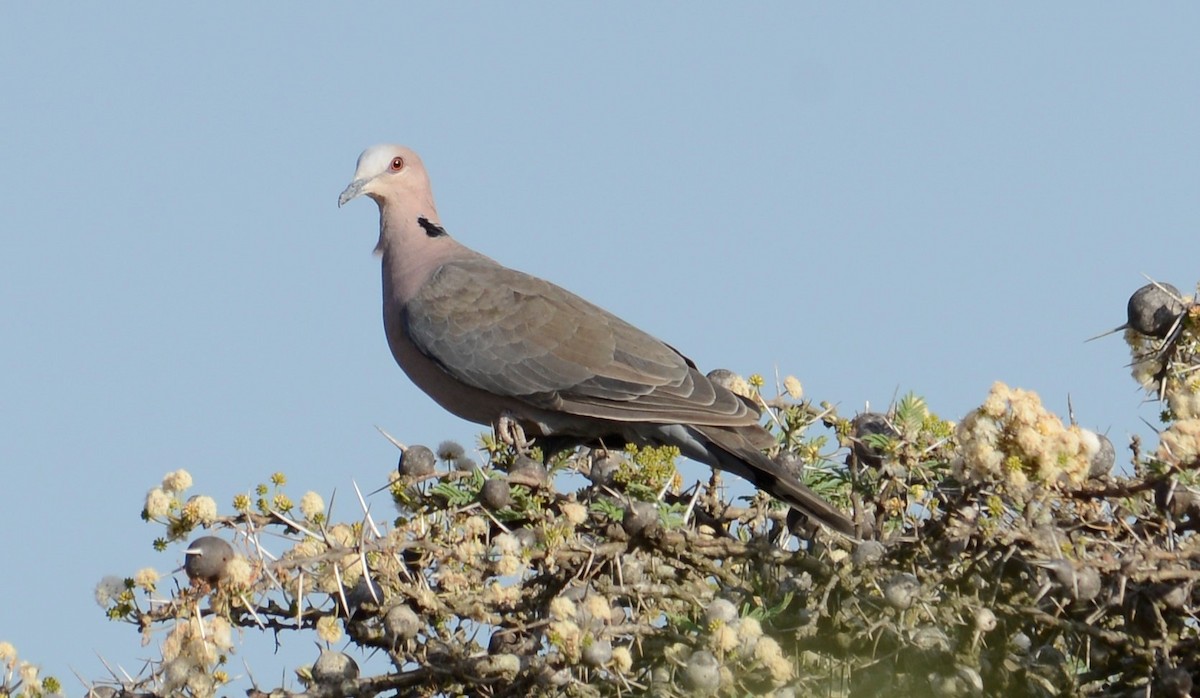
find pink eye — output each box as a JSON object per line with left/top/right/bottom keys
{"left": 390, "top": 157, "right": 405, "bottom": 171}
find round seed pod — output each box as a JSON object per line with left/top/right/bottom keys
{"left": 183, "top": 536, "right": 234, "bottom": 585}
{"left": 852, "top": 540, "right": 886, "bottom": 567}
{"left": 312, "top": 648, "right": 359, "bottom": 684}
{"left": 312, "top": 647, "right": 357, "bottom": 686}
{"left": 344, "top": 575, "right": 383, "bottom": 616}
{"left": 706, "top": 369, "right": 752, "bottom": 399}
{"left": 384, "top": 604, "right": 421, "bottom": 641}
{"left": 883, "top": 572, "right": 920, "bottom": 610}
{"left": 681, "top": 650, "right": 721, "bottom": 694}
{"left": 508, "top": 455, "right": 549, "bottom": 487}
{"left": 588, "top": 453, "right": 621, "bottom": 488}
{"left": 704, "top": 598, "right": 739, "bottom": 626}
{"left": 1127, "top": 282, "right": 1184, "bottom": 338}
{"left": 621, "top": 501, "right": 659, "bottom": 537}
{"left": 851, "top": 413, "right": 898, "bottom": 467}
{"left": 399, "top": 445, "right": 436, "bottom": 478}
{"left": 1087, "top": 431, "right": 1116, "bottom": 479}
{"left": 582, "top": 639, "right": 613, "bottom": 667}
{"left": 479, "top": 478, "right": 513, "bottom": 510}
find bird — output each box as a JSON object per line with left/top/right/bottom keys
{"left": 338, "top": 145, "right": 854, "bottom": 536}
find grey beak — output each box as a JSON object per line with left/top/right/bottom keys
{"left": 338, "top": 179, "right": 368, "bottom": 207}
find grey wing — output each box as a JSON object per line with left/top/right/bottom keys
{"left": 403, "top": 259, "right": 759, "bottom": 427}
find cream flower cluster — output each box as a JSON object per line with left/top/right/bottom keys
{"left": 144, "top": 468, "right": 194, "bottom": 520}
{"left": 546, "top": 592, "right": 629, "bottom": 672}
{"left": 1157, "top": 418, "right": 1200, "bottom": 465}
{"left": 955, "top": 382, "right": 1100, "bottom": 489}
{"left": 704, "top": 614, "right": 792, "bottom": 684}
{"left": 0, "top": 642, "right": 41, "bottom": 695}
{"left": 160, "top": 615, "right": 234, "bottom": 696}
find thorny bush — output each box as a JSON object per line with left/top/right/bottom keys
{"left": 5, "top": 281, "right": 1200, "bottom": 698}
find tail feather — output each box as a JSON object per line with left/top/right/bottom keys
{"left": 691, "top": 425, "right": 855, "bottom": 537}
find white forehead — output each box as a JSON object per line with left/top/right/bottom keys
{"left": 354, "top": 144, "right": 419, "bottom": 177}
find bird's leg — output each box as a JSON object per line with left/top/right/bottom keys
{"left": 495, "top": 412, "right": 532, "bottom": 453}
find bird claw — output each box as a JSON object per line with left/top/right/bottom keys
{"left": 495, "top": 413, "right": 532, "bottom": 453}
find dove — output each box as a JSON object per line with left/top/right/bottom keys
{"left": 338, "top": 145, "right": 853, "bottom": 536}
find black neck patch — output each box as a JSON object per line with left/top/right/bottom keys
{"left": 418, "top": 217, "right": 448, "bottom": 238}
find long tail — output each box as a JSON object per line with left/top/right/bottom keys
{"left": 690, "top": 425, "right": 856, "bottom": 537}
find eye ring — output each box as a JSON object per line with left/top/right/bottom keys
{"left": 390, "top": 156, "right": 405, "bottom": 171}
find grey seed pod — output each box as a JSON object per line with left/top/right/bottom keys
{"left": 183, "top": 536, "right": 234, "bottom": 585}
{"left": 706, "top": 369, "right": 752, "bottom": 399}
{"left": 312, "top": 648, "right": 359, "bottom": 684}
{"left": 488, "top": 631, "right": 514, "bottom": 655}
{"left": 851, "top": 412, "right": 898, "bottom": 468}
{"left": 1087, "top": 432, "right": 1116, "bottom": 479}
{"left": 582, "top": 639, "right": 613, "bottom": 667}
{"left": 1010, "top": 632, "right": 1031, "bottom": 654}
{"left": 774, "top": 451, "right": 808, "bottom": 481}
{"left": 704, "top": 598, "right": 739, "bottom": 626}
{"left": 489, "top": 630, "right": 535, "bottom": 655}
{"left": 622, "top": 501, "right": 659, "bottom": 537}
{"left": 508, "top": 455, "right": 549, "bottom": 487}
{"left": 344, "top": 575, "right": 383, "bottom": 616}
{"left": 510, "top": 527, "right": 540, "bottom": 549}
{"left": 883, "top": 573, "right": 920, "bottom": 610}
{"left": 681, "top": 650, "right": 722, "bottom": 694}
{"left": 384, "top": 604, "right": 421, "bottom": 641}
{"left": 1154, "top": 582, "right": 1189, "bottom": 610}
{"left": 479, "top": 478, "right": 513, "bottom": 510}
{"left": 399, "top": 445, "right": 436, "bottom": 478}
{"left": 852, "top": 540, "right": 886, "bottom": 567}
{"left": 588, "top": 453, "right": 621, "bottom": 488}
{"left": 1127, "top": 282, "right": 1184, "bottom": 338}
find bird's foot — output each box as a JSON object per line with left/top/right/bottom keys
{"left": 495, "top": 413, "right": 533, "bottom": 453}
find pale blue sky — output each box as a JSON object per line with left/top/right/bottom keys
{"left": 3, "top": 4, "right": 1198, "bottom": 690}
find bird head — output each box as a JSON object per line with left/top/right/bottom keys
{"left": 338, "top": 144, "right": 432, "bottom": 209}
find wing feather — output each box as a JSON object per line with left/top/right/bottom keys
{"left": 404, "top": 259, "right": 758, "bottom": 426}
